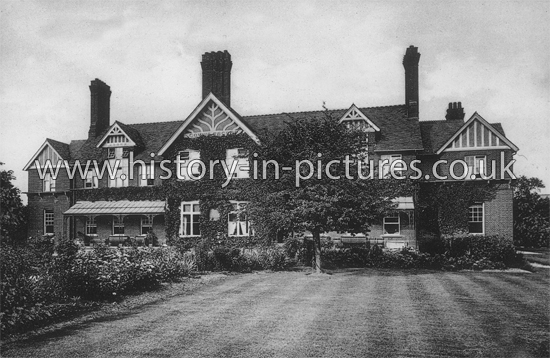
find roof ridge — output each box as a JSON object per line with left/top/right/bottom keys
{"left": 128, "top": 119, "right": 185, "bottom": 126}
{"left": 46, "top": 138, "right": 69, "bottom": 145}
{"left": 243, "top": 104, "right": 405, "bottom": 118}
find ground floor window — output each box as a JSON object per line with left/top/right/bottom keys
{"left": 180, "top": 201, "right": 200, "bottom": 236}
{"left": 141, "top": 216, "right": 153, "bottom": 235}
{"left": 383, "top": 212, "right": 400, "bottom": 234}
{"left": 468, "top": 204, "right": 484, "bottom": 234}
{"left": 44, "top": 209, "right": 54, "bottom": 235}
{"left": 86, "top": 217, "right": 97, "bottom": 236}
{"left": 112, "top": 216, "right": 125, "bottom": 235}
{"left": 228, "top": 201, "right": 251, "bottom": 236}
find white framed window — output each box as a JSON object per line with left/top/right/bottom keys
{"left": 468, "top": 204, "right": 484, "bottom": 234}
{"left": 180, "top": 201, "right": 200, "bottom": 236}
{"left": 86, "top": 217, "right": 97, "bottom": 236}
{"left": 139, "top": 164, "right": 155, "bottom": 186}
{"left": 112, "top": 216, "right": 125, "bottom": 235}
{"left": 85, "top": 169, "right": 98, "bottom": 188}
{"left": 380, "top": 154, "right": 404, "bottom": 178}
{"left": 225, "top": 148, "right": 250, "bottom": 179}
{"left": 141, "top": 216, "right": 153, "bottom": 235}
{"left": 108, "top": 148, "right": 129, "bottom": 188}
{"left": 178, "top": 149, "right": 201, "bottom": 180}
{"left": 228, "top": 201, "right": 251, "bottom": 236}
{"left": 465, "top": 155, "right": 486, "bottom": 179}
{"left": 43, "top": 172, "right": 56, "bottom": 192}
{"left": 383, "top": 212, "right": 400, "bottom": 235}
{"left": 44, "top": 209, "right": 54, "bottom": 235}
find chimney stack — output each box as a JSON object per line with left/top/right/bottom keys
{"left": 445, "top": 102, "right": 465, "bottom": 121}
{"left": 88, "top": 79, "right": 111, "bottom": 139}
{"left": 403, "top": 45, "right": 421, "bottom": 118}
{"left": 201, "top": 50, "right": 232, "bottom": 106}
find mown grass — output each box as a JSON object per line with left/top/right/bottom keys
{"left": 1, "top": 269, "right": 548, "bottom": 358}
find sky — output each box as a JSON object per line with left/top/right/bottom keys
{"left": 1, "top": 0, "right": 549, "bottom": 202}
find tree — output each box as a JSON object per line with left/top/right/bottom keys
{"left": 249, "top": 113, "right": 410, "bottom": 273}
{"left": 513, "top": 176, "right": 550, "bottom": 248}
{"left": 0, "top": 167, "right": 28, "bottom": 245}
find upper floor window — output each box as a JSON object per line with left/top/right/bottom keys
{"left": 225, "top": 148, "right": 249, "bottom": 179}
{"left": 139, "top": 164, "right": 155, "bottom": 186}
{"left": 44, "top": 209, "right": 54, "bottom": 235}
{"left": 228, "top": 201, "right": 251, "bottom": 236}
{"left": 468, "top": 204, "right": 484, "bottom": 234}
{"left": 178, "top": 149, "right": 201, "bottom": 180}
{"left": 107, "top": 147, "right": 129, "bottom": 159}
{"left": 84, "top": 169, "right": 98, "bottom": 188}
{"left": 180, "top": 201, "right": 200, "bottom": 236}
{"left": 465, "top": 155, "right": 486, "bottom": 179}
{"left": 108, "top": 148, "right": 129, "bottom": 188}
{"left": 380, "top": 154, "right": 405, "bottom": 178}
{"left": 43, "top": 173, "right": 56, "bottom": 192}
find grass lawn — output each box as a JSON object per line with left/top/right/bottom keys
{"left": 1, "top": 268, "right": 548, "bottom": 358}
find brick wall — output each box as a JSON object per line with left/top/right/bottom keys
{"left": 26, "top": 193, "right": 71, "bottom": 238}
{"left": 484, "top": 184, "right": 514, "bottom": 241}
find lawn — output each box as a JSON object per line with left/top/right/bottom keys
{"left": 1, "top": 269, "right": 548, "bottom": 358}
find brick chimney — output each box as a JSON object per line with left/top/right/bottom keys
{"left": 403, "top": 45, "right": 421, "bottom": 118}
{"left": 88, "top": 79, "right": 111, "bottom": 139}
{"left": 201, "top": 50, "right": 232, "bottom": 106}
{"left": 445, "top": 102, "right": 465, "bottom": 121}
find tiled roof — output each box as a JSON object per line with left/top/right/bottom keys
{"left": 242, "top": 105, "right": 425, "bottom": 152}
{"left": 116, "top": 121, "right": 145, "bottom": 149}
{"left": 46, "top": 138, "right": 70, "bottom": 159}
{"left": 419, "top": 120, "right": 506, "bottom": 154}
{"left": 64, "top": 200, "right": 165, "bottom": 215}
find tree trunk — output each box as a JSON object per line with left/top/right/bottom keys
{"left": 312, "top": 230, "right": 322, "bottom": 273}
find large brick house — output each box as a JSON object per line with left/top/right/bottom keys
{"left": 24, "top": 46, "right": 518, "bottom": 248}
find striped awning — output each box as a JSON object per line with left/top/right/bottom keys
{"left": 64, "top": 200, "right": 165, "bottom": 215}
{"left": 392, "top": 196, "right": 414, "bottom": 210}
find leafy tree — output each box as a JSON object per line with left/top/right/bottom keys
{"left": 513, "top": 176, "right": 549, "bottom": 248}
{"left": 0, "top": 167, "right": 28, "bottom": 245}
{"left": 249, "top": 113, "right": 410, "bottom": 273}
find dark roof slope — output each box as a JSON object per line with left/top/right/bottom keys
{"left": 419, "top": 120, "right": 506, "bottom": 154}
{"left": 242, "top": 105, "right": 424, "bottom": 152}
{"left": 116, "top": 121, "right": 145, "bottom": 149}
{"left": 46, "top": 138, "right": 70, "bottom": 159}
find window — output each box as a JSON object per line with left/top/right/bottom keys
{"left": 228, "top": 201, "right": 251, "bottom": 236}
{"left": 108, "top": 147, "right": 129, "bottom": 188}
{"left": 112, "top": 216, "right": 125, "bottom": 235}
{"left": 468, "top": 204, "right": 484, "bottom": 234}
{"left": 178, "top": 149, "right": 201, "bottom": 180}
{"left": 139, "top": 164, "right": 155, "bottom": 186}
{"left": 141, "top": 216, "right": 153, "bottom": 235}
{"left": 180, "top": 201, "right": 200, "bottom": 236}
{"left": 225, "top": 148, "right": 250, "bottom": 179}
{"left": 43, "top": 173, "right": 56, "bottom": 192}
{"left": 86, "top": 217, "right": 97, "bottom": 236}
{"left": 465, "top": 155, "right": 486, "bottom": 179}
{"left": 85, "top": 170, "right": 98, "bottom": 188}
{"left": 44, "top": 210, "right": 54, "bottom": 235}
{"left": 383, "top": 212, "right": 400, "bottom": 235}
{"left": 380, "top": 154, "right": 404, "bottom": 178}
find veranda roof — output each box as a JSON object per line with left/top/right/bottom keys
{"left": 64, "top": 200, "right": 165, "bottom": 215}
{"left": 392, "top": 197, "right": 414, "bottom": 210}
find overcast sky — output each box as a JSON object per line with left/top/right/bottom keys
{"left": 1, "top": 0, "right": 549, "bottom": 201}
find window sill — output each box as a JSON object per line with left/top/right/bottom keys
{"left": 381, "top": 234, "right": 403, "bottom": 238}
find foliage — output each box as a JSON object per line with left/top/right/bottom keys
{"left": 0, "top": 168, "right": 28, "bottom": 245}
{"left": 417, "top": 181, "right": 498, "bottom": 238}
{"left": 513, "top": 176, "right": 550, "bottom": 247}
{"left": 248, "top": 112, "right": 411, "bottom": 272}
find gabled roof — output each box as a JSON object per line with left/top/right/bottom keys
{"left": 338, "top": 104, "right": 380, "bottom": 132}
{"left": 96, "top": 121, "right": 145, "bottom": 148}
{"left": 434, "top": 112, "right": 518, "bottom": 154}
{"left": 23, "top": 138, "right": 70, "bottom": 170}
{"left": 241, "top": 104, "right": 424, "bottom": 152}
{"left": 157, "top": 93, "right": 260, "bottom": 155}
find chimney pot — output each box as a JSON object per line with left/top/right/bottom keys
{"left": 445, "top": 101, "right": 465, "bottom": 121}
